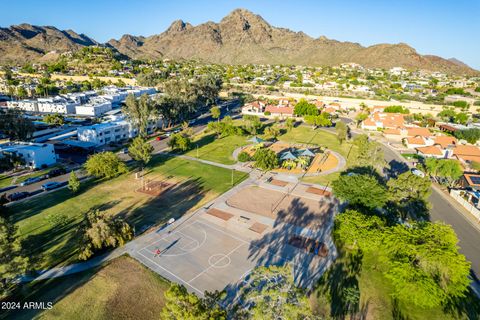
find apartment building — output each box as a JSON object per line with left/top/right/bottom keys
{"left": 0, "top": 142, "right": 57, "bottom": 169}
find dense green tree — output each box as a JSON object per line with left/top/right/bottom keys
{"left": 293, "top": 98, "right": 319, "bottom": 116}
{"left": 210, "top": 106, "right": 221, "bottom": 122}
{"left": 454, "top": 112, "right": 469, "bottom": 125}
{"left": 454, "top": 128, "right": 480, "bottom": 144}
{"left": 335, "top": 121, "right": 348, "bottom": 144}
{"left": 382, "top": 222, "right": 471, "bottom": 308}
{"left": 387, "top": 171, "right": 431, "bottom": 202}
{"left": 128, "top": 136, "right": 154, "bottom": 169}
{"left": 123, "top": 94, "right": 156, "bottom": 137}
{"left": 304, "top": 113, "right": 332, "bottom": 128}
{"left": 0, "top": 216, "right": 29, "bottom": 298}
{"left": 0, "top": 108, "right": 35, "bottom": 141}
{"left": 168, "top": 133, "right": 191, "bottom": 152}
{"left": 67, "top": 171, "right": 81, "bottom": 193}
{"left": 424, "top": 158, "right": 462, "bottom": 186}
{"left": 334, "top": 209, "right": 386, "bottom": 252}
{"left": 161, "top": 284, "right": 226, "bottom": 320}
{"left": 242, "top": 115, "right": 262, "bottom": 135}
{"left": 237, "top": 151, "right": 252, "bottom": 162}
{"left": 438, "top": 109, "right": 457, "bottom": 122}
{"left": 253, "top": 148, "right": 278, "bottom": 170}
{"left": 84, "top": 152, "right": 128, "bottom": 179}
{"left": 78, "top": 209, "right": 133, "bottom": 260}
{"left": 43, "top": 113, "right": 65, "bottom": 126}
{"left": 332, "top": 174, "right": 388, "bottom": 210}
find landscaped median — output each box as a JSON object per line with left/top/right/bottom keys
{"left": 8, "top": 154, "right": 248, "bottom": 271}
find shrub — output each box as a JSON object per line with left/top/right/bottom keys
{"left": 264, "top": 111, "right": 271, "bottom": 116}
{"left": 237, "top": 151, "right": 252, "bottom": 162}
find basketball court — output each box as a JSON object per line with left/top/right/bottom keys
{"left": 135, "top": 215, "right": 298, "bottom": 296}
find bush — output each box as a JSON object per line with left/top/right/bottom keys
{"left": 452, "top": 100, "right": 468, "bottom": 109}
{"left": 264, "top": 111, "right": 271, "bottom": 116}
{"left": 383, "top": 105, "right": 410, "bottom": 114}
{"left": 237, "top": 151, "right": 252, "bottom": 162}
{"left": 253, "top": 148, "right": 278, "bottom": 170}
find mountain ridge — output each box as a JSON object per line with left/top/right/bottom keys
{"left": 0, "top": 9, "right": 477, "bottom": 75}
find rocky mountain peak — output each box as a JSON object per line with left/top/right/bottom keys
{"left": 165, "top": 20, "right": 192, "bottom": 34}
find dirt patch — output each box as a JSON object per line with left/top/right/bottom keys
{"left": 207, "top": 208, "right": 234, "bottom": 221}
{"left": 249, "top": 222, "right": 268, "bottom": 234}
{"left": 136, "top": 180, "right": 173, "bottom": 196}
{"left": 269, "top": 179, "right": 289, "bottom": 187}
{"left": 307, "top": 152, "right": 339, "bottom": 174}
{"left": 226, "top": 186, "right": 333, "bottom": 229}
{"left": 306, "top": 186, "right": 331, "bottom": 197}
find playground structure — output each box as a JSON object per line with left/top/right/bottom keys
{"left": 136, "top": 179, "right": 173, "bottom": 196}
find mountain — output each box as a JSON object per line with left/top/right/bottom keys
{"left": 0, "top": 10, "right": 477, "bottom": 75}
{"left": 0, "top": 24, "right": 97, "bottom": 63}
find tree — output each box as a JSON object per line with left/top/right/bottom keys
{"left": 123, "top": 94, "right": 156, "bottom": 137}
{"left": 232, "top": 265, "right": 313, "bottom": 320}
{"left": 242, "top": 115, "right": 262, "bottom": 135}
{"left": 168, "top": 133, "right": 191, "bottom": 152}
{"left": 264, "top": 125, "right": 281, "bottom": 140}
{"left": 424, "top": 158, "right": 462, "bottom": 186}
{"left": 210, "top": 106, "right": 221, "bottom": 122}
{"left": 454, "top": 128, "right": 480, "bottom": 144}
{"left": 128, "top": 136, "right": 153, "bottom": 169}
{"left": 438, "top": 109, "right": 457, "bottom": 122}
{"left": 43, "top": 113, "right": 65, "bottom": 126}
{"left": 382, "top": 222, "right": 471, "bottom": 308}
{"left": 68, "top": 171, "right": 81, "bottom": 193}
{"left": 387, "top": 171, "right": 431, "bottom": 202}
{"left": 332, "top": 173, "right": 388, "bottom": 210}
{"left": 78, "top": 209, "right": 133, "bottom": 260}
{"left": 454, "top": 112, "right": 469, "bottom": 125}
{"left": 304, "top": 113, "right": 332, "bottom": 128}
{"left": 334, "top": 209, "right": 386, "bottom": 252}
{"left": 16, "top": 86, "right": 28, "bottom": 99}
{"left": 161, "top": 284, "right": 226, "bottom": 320}
{"left": 84, "top": 152, "right": 128, "bottom": 179}
{"left": 335, "top": 121, "right": 348, "bottom": 144}
{"left": 353, "top": 135, "right": 384, "bottom": 169}
{"left": 285, "top": 118, "right": 295, "bottom": 131}
{"left": 0, "top": 108, "right": 35, "bottom": 141}
{"left": 355, "top": 112, "right": 368, "bottom": 127}
{"left": 237, "top": 151, "right": 252, "bottom": 162}
{"left": 0, "top": 216, "right": 29, "bottom": 298}
{"left": 253, "top": 148, "right": 278, "bottom": 171}
{"left": 293, "top": 98, "right": 318, "bottom": 116}
{"left": 383, "top": 105, "right": 409, "bottom": 114}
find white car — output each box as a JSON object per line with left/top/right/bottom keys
{"left": 411, "top": 168, "right": 425, "bottom": 178}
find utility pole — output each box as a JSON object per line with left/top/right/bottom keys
{"left": 231, "top": 168, "right": 234, "bottom": 186}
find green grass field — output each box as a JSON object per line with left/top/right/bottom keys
{"left": 0, "top": 174, "right": 14, "bottom": 188}
{"left": 7, "top": 255, "right": 170, "bottom": 320}
{"left": 184, "top": 132, "right": 251, "bottom": 164}
{"left": 9, "top": 155, "right": 248, "bottom": 270}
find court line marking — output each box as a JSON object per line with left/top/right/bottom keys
{"left": 137, "top": 251, "right": 204, "bottom": 296}
{"left": 188, "top": 242, "right": 245, "bottom": 283}
{"left": 194, "top": 218, "right": 304, "bottom": 270}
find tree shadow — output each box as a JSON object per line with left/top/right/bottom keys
{"left": 340, "top": 166, "right": 385, "bottom": 184}
{"left": 384, "top": 159, "right": 410, "bottom": 178}
{"left": 442, "top": 285, "right": 480, "bottom": 320}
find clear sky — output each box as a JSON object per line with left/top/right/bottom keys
{"left": 2, "top": 0, "right": 479, "bottom": 69}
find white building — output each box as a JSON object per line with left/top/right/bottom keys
{"left": 77, "top": 121, "right": 137, "bottom": 146}
{"left": 6, "top": 96, "right": 77, "bottom": 114}
{"left": 0, "top": 142, "right": 56, "bottom": 169}
{"left": 75, "top": 97, "right": 112, "bottom": 117}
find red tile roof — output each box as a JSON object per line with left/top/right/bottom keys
{"left": 265, "top": 105, "right": 294, "bottom": 115}
{"left": 434, "top": 136, "right": 457, "bottom": 148}
{"left": 406, "top": 127, "right": 431, "bottom": 137}
{"left": 416, "top": 146, "right": 443, "bottom": 155}
{"left": 453, "top": 145, "right": 480, "bottom": 156}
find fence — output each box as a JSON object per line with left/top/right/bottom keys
{"left": 449, "top": 189, "right": 480, "bottom": 222}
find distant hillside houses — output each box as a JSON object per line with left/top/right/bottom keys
{"left": 241, "top": 99, "right": 344, "bottom": 119}
{"left": 4, "top": 86, "right": 155, "bottom": 117}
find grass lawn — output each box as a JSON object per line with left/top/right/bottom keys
{"left": 184, "top": 132, "right": 251, "bottom": 164}
{"left": 0, "top": 174, "right": 14, "bottom": 188}
{"left": 277, "top": 126, "right": 357, "bottom": 186}
{"left": 9, "top": 155, "right": 248, "bottom": 270}
{"left": 311, "top": 251, "right": 480, "bottom": 319}
{"left": 7, "top": 255, "right": 170, "bottom": 320}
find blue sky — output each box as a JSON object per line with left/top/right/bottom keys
{"left": 2, "top": 0, "right": 479, "bottom": 69}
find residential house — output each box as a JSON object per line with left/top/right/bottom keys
{"left": 452, "top": 145, "right": 480, "bottom": 165}
{"left": 415, "top": 145, "right": 445, "bottom": 158}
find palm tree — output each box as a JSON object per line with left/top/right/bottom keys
{"left": 297, "top": 156, "right": 310, "bottom": 170}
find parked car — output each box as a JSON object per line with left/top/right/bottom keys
{"left": 121, "top": 148, "right": 129, "bottom": 154}
{"left": 155, "top": 136, "right": 162, "bottom": 141}
{"left": 46, "top": 167, "right": 66, "bottom": 178}
{"left": 7, "top": 191, "right": 30, "bottom": 202}
{"left": 20, "top": 176, "right": 43, "bottom": 186}
{"left": 411, "top": 168, "right": 425, "bottom": 178}
{"left": 41, "top": 181, "right": 63, "bottom": 191}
